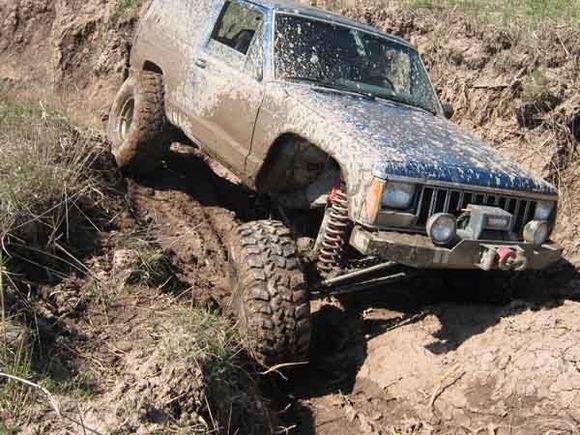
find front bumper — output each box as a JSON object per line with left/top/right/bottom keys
{"left": 350, "top": 226, "right": 562, "bottom": 270}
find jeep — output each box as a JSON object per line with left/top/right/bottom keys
{"left": 108, "top": 0, "right": 562, "bottom": 365}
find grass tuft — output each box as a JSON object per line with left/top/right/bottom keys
{"left": 115, "top": 0, "right": 143, "bottom": 18}
{"left": 522, "top": 68, "right": 550, "bottom": 102}
{"left": 0, "top": 100, "right": 112, "bottom": 276}
{"left": 154, "top": 307, "right": 274, "bottom": 434}
{"left": 133, "top": 247, "right": 175, "bottom": 288}
{"left": 0, "top": 103, "right": 88, "bottom": 238}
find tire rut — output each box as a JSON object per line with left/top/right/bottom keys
{"left": 126, "top": 147, "right": 245, "bottom": 306}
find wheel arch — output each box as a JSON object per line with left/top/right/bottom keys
{"left": 255, "top": 133, "right": 344, "bottom": 194}
{"left": 141, "top": 60, "right": 164, "bottom": 75}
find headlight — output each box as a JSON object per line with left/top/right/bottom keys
{"left": 381, "top": 182, "right": 416, "bottom": 209}
{"left": 427, "top": 213, "right": 457, "bottom": 245}
{"left": 523, "top": 220, "right": 549, "bottom": 245}
{"left": 534, "top": 201, "right": 554, "bottom": 220}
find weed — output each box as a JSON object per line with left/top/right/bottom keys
{"left": 157, "top": 307, "right": 238, "bottom": 376}
{"left": 522, "top": 68, "right": 549, "bottom": 101}
{"left": 0, "top": 100, "right": 112, "bottom": 429}
{"left": 1, "top": 253, "right": 33, "bottom": 429}
{"left": 115, "top": 0, "right": 143, "bottom": 18}
{"left": 87, "top": 277, "right": 117, "bottom": 309}
{"left": 0, "top": 422, "right": 19, "bottom": 435}
{"left": 0, "top": 323, "right": 33, "bottom": 430}
{"left": 133, "top": 247, "right": 175, "bottom": 288}
{"left": 40, "top": 370, "right": 97, "bottom": 399}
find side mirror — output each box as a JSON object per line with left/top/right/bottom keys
{"left": 442, "top": 102, "right": 454, "bottom": 119}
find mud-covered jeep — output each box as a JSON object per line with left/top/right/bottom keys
{"left": 108, "top": 0, "right": 562, "bottom": 365}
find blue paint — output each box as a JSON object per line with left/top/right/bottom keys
{"left": 289, "top": 85, "right": 557, "bottom": 196}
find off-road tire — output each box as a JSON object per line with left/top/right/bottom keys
{"left": 107, "top": 71, "right": 170, "bottom": 175}
{"left": 229, "top": 220, "right": 311, "bottom": 367}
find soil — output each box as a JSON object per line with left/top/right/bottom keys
{"left": 2, "top": 1, "right": 580, "bottom": 434}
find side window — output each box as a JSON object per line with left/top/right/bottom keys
{"left": 244, "top": 22, "right": 264, "bottom": 80}
{"left": 208, "top": 1, "right": 263, "bottom": 69}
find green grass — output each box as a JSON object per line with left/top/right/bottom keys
{"left": 522, "top": 68, "right": 550, "bottom": 101}
{"left": 40, "top": 370, "right": 97, "bottom": 399}
{"left": 115, "top": 0, "right": 143, "bottom": 18}
{"left": 157, "top": 307, "right": 240, "bottom": 384}
{"left": 133, "top": 247, "right": 175, "bottom": 288}
{"left": 1, "top": 251, "right": 33, "bottom": 431}
{"left": 0, "top": 103, "right": 85, "bottom": 237}
{"left": 410, "top": 0, "right": 580, "bottom": 26}
{"left": 0, "top": 329, "right": 33, "bottom": 431}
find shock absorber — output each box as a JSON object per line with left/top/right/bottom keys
{"left": 316, "top": 184, "right": 350, "bottom": 276}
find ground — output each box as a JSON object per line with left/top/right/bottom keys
{"left": 1, "top": 0, "right": 580, "bottom": 434}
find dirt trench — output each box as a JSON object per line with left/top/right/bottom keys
{"left": 5, "top": 122, "right": 580, "bottom": 435}
{"left": 120, "top": 143, "right": 580, "bottom": 435}
{"left": 3, "top": 0, "right": 580, "bottom": 433}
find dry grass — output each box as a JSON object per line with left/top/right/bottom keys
{"left": 0, "top": 100, "right": 111, "bottom": 431}
{"left": 0, "top": 100, "right": 271, "bottom": 433}
{"left": 0, "top": 102, "right": 105, "bottom": 247}
{"left": 155, "top": 307, "right": 274, "bottom": 434}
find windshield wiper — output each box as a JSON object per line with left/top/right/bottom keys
{"left": 283, "top": 76, "right": 375, "bottom": 100}
{"left": 374, "top": 93, "right": 436, "bottom": 115}
{"left": 282, "top": 75, "right": 326, "bottom": 84}
{"left": 282, "top": 76, "right": 436, "bottom": 111}
{"left": 317, "top": 82, "right": 376, "bottom": 100}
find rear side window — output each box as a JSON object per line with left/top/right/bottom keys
{"left": 210, "top": 1, "right": 263, "bottom": 55}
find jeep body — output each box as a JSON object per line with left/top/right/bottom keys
{"left": 129, "top": 0, "right": 561, "bottom": 276}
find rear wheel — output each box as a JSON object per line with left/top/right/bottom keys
{"left": 228, "top": 220, "right": 311, "bottom": 367}
{"left": 107, "top": 71, "right": 170, "bottom": 175}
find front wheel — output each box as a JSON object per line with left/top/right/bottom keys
{"left": 228, "top": 220, "right": 312, "bottom": 367}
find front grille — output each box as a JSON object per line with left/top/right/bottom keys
{"left": 414, "top": 186, "right": 537, "bottom": 238}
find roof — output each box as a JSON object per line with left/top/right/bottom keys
{"left": 249, "top": 0, "right": 413, "bottom": 48}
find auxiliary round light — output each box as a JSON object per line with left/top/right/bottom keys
{"left": 427, "top": 213, "right": 457, "bottom": 246}
{"left": 523, "top": 220, "right": 549, "bottom": 245}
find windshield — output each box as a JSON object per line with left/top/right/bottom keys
{"left": 274, "top": 13, "right": 440, "bottom": 114}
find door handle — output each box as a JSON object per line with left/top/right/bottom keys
{"left": 195, "top": 58, "right": 207, "bottom": 69}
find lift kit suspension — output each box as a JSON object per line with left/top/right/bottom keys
{"left": 317, "top": 184, "right": 349, "bottom": 275}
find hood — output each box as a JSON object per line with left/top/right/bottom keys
{"left": 287, "top": 85, "right": 557, "bottom": 196}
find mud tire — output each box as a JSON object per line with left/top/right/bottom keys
{"left": 107, "top": 71, "right": 170, "bottom": 175}
{"left": 229, "top": 220, "right": 311, "bottom": 367}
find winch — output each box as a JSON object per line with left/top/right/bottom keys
{"left": 457, "top": 204, "right": 514, "bottom": 241}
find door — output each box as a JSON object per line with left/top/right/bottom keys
{"left": 188, "top": 0, "right": 266, "bottom": 174}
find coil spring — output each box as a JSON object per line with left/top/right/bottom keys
{"left": 318, "top": 186, "right": 350, "bottom": 275}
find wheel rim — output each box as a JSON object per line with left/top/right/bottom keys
{"left": 118, "top": 97, "right": 135, "bottom": 141}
